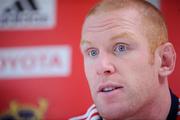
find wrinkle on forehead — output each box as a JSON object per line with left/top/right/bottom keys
{"left": 82, "top": 9, "right": 141, "bottom": 34}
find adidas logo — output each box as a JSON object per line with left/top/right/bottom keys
{"left": 0, "top": 0, "right": 56, "bottom": 30}
{"left": 4, "top": 0, "right": 38, "bottom": 13}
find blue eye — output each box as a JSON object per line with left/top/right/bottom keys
{"left": 88, "top": 48, "right": 99, "bottom": 57}
{"left": 114, "top": 43, "right": 128, "bottom": 55}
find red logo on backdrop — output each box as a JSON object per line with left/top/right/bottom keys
{"left": 0, "top": 98, "right": 48, "bottom": 120}
{"left": 0, "top": 46, "right": 72, "bottom": 79}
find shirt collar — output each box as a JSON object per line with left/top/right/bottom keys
{"left": 166, "top": 90, "right": 179, "bottom": 120}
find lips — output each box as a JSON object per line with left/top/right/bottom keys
{"left": 98, "top": 82, "right": 123, "bottom": 93}
{"left": 101, "top": 87, "right": 121, "bottom": 92}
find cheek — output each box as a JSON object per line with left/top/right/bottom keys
{"left": 84, "top": 66, "right": 98, "bottom": 100}
{"left": 127, "top": 62, "right": 159, "bottom": 100}
{"left": 84, "top": 61, "right": 95, "bottom": 78}
{"left": 119, "top": 53, "right": 158, "bottom": 92}
{"left": 84, "top": 62, "right": 97, "bottom": 89}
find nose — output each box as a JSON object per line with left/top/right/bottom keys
{"left": 97, "top": 55, "right": 116, "bottom": 76}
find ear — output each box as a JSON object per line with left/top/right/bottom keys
{"left": 158, "top": 42, "right": 176, "bottom": 77}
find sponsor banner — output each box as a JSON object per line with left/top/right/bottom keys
{"left": 0, "top": 45, "right": 72, "bottom": 79}
{"left": 0, "top": 0, "right": 56, "bottom": 30}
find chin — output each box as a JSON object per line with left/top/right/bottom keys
{"left": 100, "top": 111, "right": 127, "bottom": 120}
{"left": 97, "top": 104, "right": 130, "bottom": 120}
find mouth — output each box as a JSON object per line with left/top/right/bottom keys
{"left": 98, "top": 83, "right": 123, "bottom": 93}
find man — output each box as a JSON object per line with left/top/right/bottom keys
{"left": 71, "top": 0, "right": 180, "bottom": 120}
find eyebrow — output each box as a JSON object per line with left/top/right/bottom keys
{"left": 80, "top": 39, "right": 92, "bottom": 46}
{"left": 80, "top": 32, "right": 136, "bottom": 46}
{"left": 110, "top": 32, "right": 136, "bottom": 41}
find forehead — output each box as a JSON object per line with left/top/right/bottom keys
{"left": 81, "top": 8, "right": 147, "bottom": 45}
{"left": 83, "top": 8, "right": 142, "bottom": 32}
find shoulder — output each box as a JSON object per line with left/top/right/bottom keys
{"left": 178, "top": 98, "right": 180, "bottom": 115}
{"left": 70, "top": 104, "right": 101, "bottom": 120}
{"left": 177, "top": 98, "right": 180, "bottom": 120}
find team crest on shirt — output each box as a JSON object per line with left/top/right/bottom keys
{"left": 0, "top": 98, "right": 48, "bottom": 120}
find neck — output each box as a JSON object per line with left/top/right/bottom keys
{"left": 128, "top": 84, "right": 171, "bottom": 120}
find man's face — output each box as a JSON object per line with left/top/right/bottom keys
{"left": 81, "top": 8, "right": 162, "bottom": 119}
